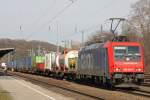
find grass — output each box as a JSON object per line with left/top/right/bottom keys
{"left": 0, "top": 87, "right": 12, "bottom": 100}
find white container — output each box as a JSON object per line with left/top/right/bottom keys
{"left": 45, "top": 52, "right": 56, "bottom": 71}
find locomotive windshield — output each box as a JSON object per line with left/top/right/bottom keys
{"left": 114, "top": 46, "right": 141, "bottom": 61}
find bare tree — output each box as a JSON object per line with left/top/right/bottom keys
{"left": 130, "top": 0, "right": 150, "bottom": 72}
{"left": 122, "top": 21, "right": 142, "bottom": 42}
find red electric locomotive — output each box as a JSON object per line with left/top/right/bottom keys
{"left": 78, "top": 37, "right": 144, "bottom": 88}
{"left": 105, "top": 41, "right": 144, "bottom": 87}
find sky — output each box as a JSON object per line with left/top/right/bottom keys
{"left": 0, "top": 0, "right": 139, "bottom": 45}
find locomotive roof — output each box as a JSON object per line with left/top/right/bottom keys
{"left": 81, "top": 43, "right": 104, "bottom": 51}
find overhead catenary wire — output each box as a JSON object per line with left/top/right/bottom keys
{"left": 25, "top": 0, "right": 127, "bottom": 44}
{"left": 63, "top": 0, "right": 120, "bottom": 39}
{"left": 40, "top": 0, "right": 76, "bottom": 29}
{"left": 25, "top": 0, "right": 114, "bottom": 40}
{"left": 16, "top": 0, "right": 57, "bottom": 40}
{"left": 25, "top": 0, "right": 77, "bottom": 40}
{"left": 28, "top": 0, "right": 57, "bottom": 29}
{"left": 64, "top": 19, "right": 110, "bottom": 38}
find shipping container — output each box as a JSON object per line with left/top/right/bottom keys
{"left": 7, "top": 61, "right": 13, "bottom": 69}
{"left": 45, "top": 52, "right": 56, "bottom": 71}
{"left": 15, "top": 59, "right": 23, "bottom": 70}
{"left": 37, "top": 63, "right": 45, "bottom": 71}
{"left": 32, "top": 56, "right": 45, "bottom": 68}
{"left": 36, "top": 56, "right": 45, "bottom": 63}
{"left": 6, "top": 60, "right": 16, "bottom": 71}
{"left": 32, "top": 56, "right": 45, "bottom": 71}
{"left": 12, "top": 60, "right": 17, "bottom": 70}
{"left": 25, "top": 57, "right": 32, "bottom": 70}
{"left": 32, "top": 56, "right": 36, "bottom": 68}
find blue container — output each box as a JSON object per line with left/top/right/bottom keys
{"left": 6, "top": 60, "right": 17, "bottom": 70}
{"left": 16, "top": 59, "right": 22, "bottom": 69}
{"left": 25, "top": 57, "right": 32, "bottom": 70}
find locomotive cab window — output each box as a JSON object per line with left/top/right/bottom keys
{"left": 114, "top": 46, "right": 141, "bottom": 61}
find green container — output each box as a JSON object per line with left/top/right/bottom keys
{"left": 32, "top": 56, "right": 45, "bottom": 68}
{"left": 32, "top": 56, "right": 36, "bottom": 68}
{"left": 35, "top": 56, "right": 45, "bottom": 63}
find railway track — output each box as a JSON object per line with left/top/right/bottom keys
{"left": 141, "top": 74, "right": 150, "bottom": 87}
{"left": 144, "top": 74, "right": 150, "bottom": 83}
{"left": 116, "top": 74, "right": 150, "bottom": 98}
{"left": 5, "top": 70, "right": 150, "bottom": 100}
{"left": 7, "top": 71, "right": 104, "bottom": 100}
{"left": 117, "top": 88, "right": 150, "bottom": 98}
{"left": 116, "top": 73, "right": 150, "bottom": 98}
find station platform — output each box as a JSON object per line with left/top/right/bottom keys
{"left": 0, "top": 72, "right": 74, "bottom": 100}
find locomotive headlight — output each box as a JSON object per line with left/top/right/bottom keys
{"left": 116, "top": 68, "right": 119, "bottom": 71}
{"left": 126, "top": 57, "right": 130, "bottom": 61}
{"left": 136, "top": 68, "right": 142, "bottom": 71}
{"left": 115, "top": 68, "right": 121, "bottom": 71}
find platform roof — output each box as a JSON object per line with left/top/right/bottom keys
{"left": 0, "top": 48, "right": 15, "bottom": 58}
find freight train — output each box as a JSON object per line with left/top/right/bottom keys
{"left": 6, "top": 40, "right": 144, "bottom": 88}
